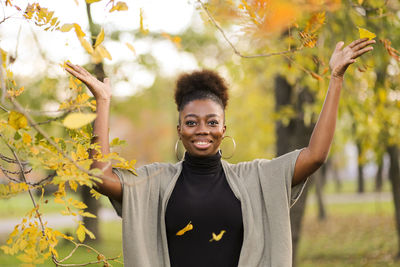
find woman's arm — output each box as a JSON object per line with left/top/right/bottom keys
{"left": 292, "top": 38, "right": 375, "bottom": 186}
{"left": 65, "top": 63, "right": 122, "bottom": 201}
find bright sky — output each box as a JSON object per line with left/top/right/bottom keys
{"left": 0, "top": 0, "right": 201, "bottom": 97}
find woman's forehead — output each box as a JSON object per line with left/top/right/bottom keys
{"left": 180, "top": 99, "right": 224, "bottom": 118}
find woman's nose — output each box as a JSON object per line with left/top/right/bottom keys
{"left": 195, "top": 122, "right": 210, "bottom": 134}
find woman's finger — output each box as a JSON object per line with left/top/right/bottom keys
{"left": 352, "top": 39, "right": 376, "bottom": 51}
{"left": 348, "top": 38, "right": 369, "bottom": 48}
{"left": 65, "top": 67, "right": 83, "bottom": 80}
{"left": 351, "top": 46, "right": 374, "bottom": 59}
{"left": 103, "top": 78, "right": 110, "bottom": 87}
{"left": 335, "top": 41, "right": 345, "bottom": 52}
{"left": 66, "top": 62, "right": 82, "bottom": 73}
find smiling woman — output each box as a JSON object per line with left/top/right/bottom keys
{"left": 64, "top": 37, "right": 375, "bottom": 267}
{"left": 175, "top": 70, "right": 228, "bottom": 158}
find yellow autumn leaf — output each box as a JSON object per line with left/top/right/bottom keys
{"left": 139, "top": 8, "right": 149, "bottom": 34}
{"left": 22, "top": 133, "right": 32, "bottom": 145}
{"left": 73, "top": 23, "right": 85, "bottom": 37}
{"left": 71, "top": 199, "right": 87, "bottom": 209}
{"left": 7, "top": 86, "right": 25, "bottom": 97}
{"left": 78, "top": 36, "right": 94, "bottom": 54}
{"left": 176, "top": 221, "right": 193, "bottom": 236}
{"left": 30, "top": 146, "right": 39, "bottom": 155}
{"left": 63, "top": 112, "right": 97, "bottom": 129}
{"left": 79, "top": 211, "right": 97, "bottom": 218}
{"left": 358, "top": 27, "right": 376, "bottom": 40}
{"left": 1, "top": 48, "right": 6, "bottom": 67}
{"left": 90, "top": 189, "right": 101, "bottom": 199}
{"left": 76, "top": 223, "right": 86, "bottom": 242}
{"left": 94, "top": 28, "right": 104, "bottom": 48}
{"left": 110, "top": 1, "right": 128, "bottom": 12}
{"left": 54, "top": 197, "right": 65, "bottom": 204}
{"left": 76, "top": 143, "right": 88, "bottom": 159}
{"left": 96, "top": 45, "right": 112, "bottom": 60}
{"left": 60, "top": 23, "right": 74, "bottom": 32}
{"left": 86, "top": 0, "right": 102, "bottom": 3}
{"left": 8, "top": 111, "right": 28, "bottom": 130}
{"left": 209, "top": 230, "right": 226, "bottom": 242}
{"left": 69, "top": 180, "right": 78, "bottom": 192}
{"left": 84, "top": 226, "right": 96, "bottom": 239}
{"left": 126, "top": 42, "right": 136, "bottom": 55}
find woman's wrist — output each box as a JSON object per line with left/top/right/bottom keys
{"left": 96, "top": 97, "right": 111, "bottom": 105}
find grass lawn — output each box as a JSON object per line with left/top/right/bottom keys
{"left": 299, "top": 201, "right": 399, "bottom": 267}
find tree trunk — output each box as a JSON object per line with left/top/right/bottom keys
{"left": 78, "top": 3, "right": 106, "bottom": 243}
{"left": 388, "top": 146, "right": 400, "bottom": 259}
{"left": 375, "top": 154, "right": 384, "bottom": 192}
{"left": 274, "top": 75, "right": 315, "bottom": 267}
{"left": 356, "top": 142, "right": 365, "bottom": 193}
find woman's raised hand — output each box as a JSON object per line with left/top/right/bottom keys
{"left": 65, "top": 62, "right": 111, "bottom": 101}
{"left": 329, "top": 38, "right": 375, "bottom": 78}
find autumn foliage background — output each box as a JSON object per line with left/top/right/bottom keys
{"left": 1, "top": 0, "right": 400, "bottom": 266}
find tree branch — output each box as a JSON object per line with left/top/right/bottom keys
{"left": 197, "top": 0, "right": 300, "bottom": 59}
{"left": 52, "top": 240, "right": 121, "bottom": 266}
{"left": 9, "top": 97, "right": 117, "bottom": 183}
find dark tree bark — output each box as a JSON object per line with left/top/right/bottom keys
{"left": 388, "top": 146, "right": 400, "bottom": 259}
{"left": 356, "top": 141, "right": 365, "bottom": 193}
{"left": 274, "top": 75, "right": 315, "bottom": 267}
{"left": 375, "top": 154, "right": 384, "bottom": 192}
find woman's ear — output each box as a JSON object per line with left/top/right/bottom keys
{"left": 223, "top": 125, "right": 227, "bottom": 136}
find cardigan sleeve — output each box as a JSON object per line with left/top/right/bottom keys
{"left": 259, "top": 149, "right": 307, "bottom": 207}
{"left": 108, "top": 167, "right": 135, "bottom": 217}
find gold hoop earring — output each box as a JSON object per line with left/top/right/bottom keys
{"left": 175, "top": 139, "right": 186, "bottom": 161}
{"left": 219, "top": 136, "right": 236, "bottom": 159}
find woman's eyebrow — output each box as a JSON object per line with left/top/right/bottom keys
{"left": 184, "top": 114, "right": 198, "bottom": 119}
{"left": 184, "top": 113, "right": 219, "bottom": 119}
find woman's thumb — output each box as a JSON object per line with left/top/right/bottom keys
{"left": 103, "top": 77, "right": 110, "bottom": 86}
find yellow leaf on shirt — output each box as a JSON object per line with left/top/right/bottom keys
{"left": 209, "top": 230, "right": 226, "bottom": 242}
{"left": 176, "top": 221, "right": 193, "bottom": 236}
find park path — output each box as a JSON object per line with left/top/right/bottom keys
{"left": 0, "top": 192, "right": 393, "bottom": 235}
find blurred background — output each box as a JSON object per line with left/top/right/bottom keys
{"left": 1, "top": 0, "right": 400, "bottom": 266}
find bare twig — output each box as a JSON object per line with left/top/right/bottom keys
{"left": 0, "top": 151, "right": 29, "bottom": 164}
{"left": 53, "top": 240, "right": 121, "bottom": 266}
{"left": 33, "top": 115, "right": 64, "bottom": 126}
{"left": 0, "top": 165, "right": 32, "bottom": 174}
{"left": 0, "top": 162, "right": 55, "bottom": 186}
{"left": 3, "top": 136, "right": 47, "bottom": 237}
{"left": 197, "top": 0, "right": 300, "bottom": 59}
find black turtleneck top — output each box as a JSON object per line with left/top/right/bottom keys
{"left": 165, "top": 152, "right": 243, "bottom": 267}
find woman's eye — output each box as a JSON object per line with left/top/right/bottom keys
{"left": 185, "top": 121, "right": 196, "bottom": 126}
{"left": 208, "top": 120, "right": 219, "bottom": 126}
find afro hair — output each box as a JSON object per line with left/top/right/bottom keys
{"left": 174, "top": 69, "right": 229, "bottom": 111}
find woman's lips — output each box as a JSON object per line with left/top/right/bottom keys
{"left": 193, "top": 140, "right": 212, "bottom": 149}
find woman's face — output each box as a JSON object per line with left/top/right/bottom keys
{"left": 177, "top": 99, "right": 226, "bottom": 157}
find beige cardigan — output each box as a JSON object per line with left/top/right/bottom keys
{"left": 110, "top": 149, "right": 306, "bottom": 267}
